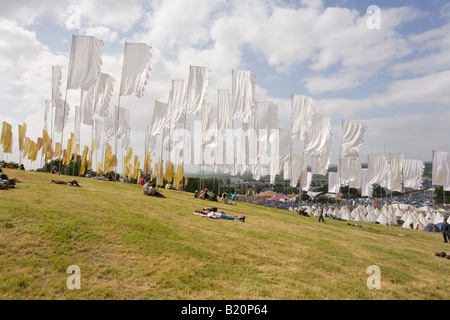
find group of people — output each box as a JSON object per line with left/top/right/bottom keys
{"left": 193, "top": 188, "right": 237, "bottom": 205}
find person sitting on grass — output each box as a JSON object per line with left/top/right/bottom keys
{"left": 143, "top": 181, "right": 165, "bottom": 198}
{"left": 50, "top": 179, "right": 81, "bottom": 187}
{"left": 195, "top": 207, "right": 245, "bottom": 222}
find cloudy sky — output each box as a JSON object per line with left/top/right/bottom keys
{"left": 1, "top": 0, "right": 449, "bottom": 171}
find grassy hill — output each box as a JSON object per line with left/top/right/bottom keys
{"left": 0, "top": 168, "right": 449, "bottom": 300}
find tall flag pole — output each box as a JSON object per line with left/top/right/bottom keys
{"left": 62, "top": 35, "right": 103, "bottom": 173}
{"left": 115, "top": 42, "right": 153, "bottom": 181}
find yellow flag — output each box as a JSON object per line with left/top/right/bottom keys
{"left": 136, "top": 170, "right": 141, "bottom": 185}
{"left": 108, "top": 155, "right": 117, "bottom": 173}
{"left": 65, "top": 133, "right": 74, "bottom": 165}
{"left": 88, "top": 139, "right": 96, "bottom": 171}
{"left": 127, "top": 164, "right": 133, "bottom": 179}
{"left": 79, "top": 145, "right": 89, "bottom": 175}
{"left": 23, "top": 137, "right": 30, "bottom": 159}
{"left": 55, "top": 142, "right": 62, "bottom": 158}
{"left": 144, "top": 154, "right": 152, "bottom": 175}
{"left": 73, "top": 143, "right": 80, "bottom": 162}
{"left": 1, "top": 122, "right": 12, "bottom": 153}
{"left": 133, "top": 155, "right": 140, "bottom": 180}
{"left": 104, "top": 145, "right": 111, "bottom": 173}
{"left": 18, "top": 123, "right": 26, "bottom": 151}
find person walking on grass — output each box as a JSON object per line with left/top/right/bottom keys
{"left": 318, "top": 206, "right": 325, "bottom": 223}
{"left": 442, "top": 218, "right": 450, "bottom": 243}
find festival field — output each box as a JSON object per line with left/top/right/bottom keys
{"left": 0, "top": 168, "right": 449, "bottom": 300}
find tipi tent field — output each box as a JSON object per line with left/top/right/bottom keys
{"left": 0, "top": 169, "right": 449, "bottom": 300}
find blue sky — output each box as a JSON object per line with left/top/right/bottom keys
{"left": 0, "top": 0, "right": 449, "bottom": 172}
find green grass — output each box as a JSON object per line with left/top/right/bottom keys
{"left": 1, "top": 168, "right": 450, "bottom": 300}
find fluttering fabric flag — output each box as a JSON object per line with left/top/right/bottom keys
{"left": 144, "top": 154, "right": 152, "bottom": 175}
{"left": 290, "top": 154, "right": 302, "bottom": 188}
{"left": 54, "top": 142, "right": 62, "bottom": 158}
{"left": 22, "top": 137, "right": 30, "bottom": 159}
{"left": 311, "top": 132, "right": 332, "bottom": 176}
{"left": 186, "top": 66, "right": 210, "bottom": 115}
{"left": 328, "top": 172, "right": 340, "bottom": 194}
{"left": 277, "top": 129, "right": 291, "bottom": 176}
{"left": 44, "top": 99, "right": 50, "bottom": 131}
{"left": 119, "top": 43, "right": 152, "bottom": 98}
{"left": 67, "top": 36, "right": 103, "bottom": 91}
{"left": 65, "top": 133, "right": 75, "bottom": 165}
{"left": 1, "top": 122, "right": 13, "bottom": 153}
{"left": 340, "top": 120, "right": 368, "bottom": 159}
{"left": 339, "top": 157, "right": 361, "bottom": 187}
{"left": 432, "top": 150, "right": 450, "bottom": 187}
{"left": 81, "top": 88, "right": 94, "bottom": 126}
{"left": 217, "top": 89, "right": 230, "bottom": 136}
{"left": 54, "top": 98, "right": 70, "bottom": 134}
{"left": 93, "top": 73, "right": 115, "bottom": 118}
{"left": 52, "top": 64, "right": 63, "bottom": 105}
{"left": 304, "top": 114, "right": 331, "bottom": 157}
{"left": 254, "top": 101, "right": 279, "bottom": 179}
{"left": 74, "top": 105, "right": 81, "bottom": 143}
{"left": 368, "top": 155, "right": 389, "bottom": 187}
{"left": 291, "top": 95, "right": 315, "bottom": 141}
{"left": 88, "top": 139, "right": 96, "bottom": 171}
{"left": 150, "top": 100, "right": 168, "bottom": 136}
{"left": 361, "top": 169, "right": 373, "bottom": 197}
{"left": 104, "top": 108, "right": 116, "bottom": 142}
{"left": 18, "top": 123, "right": 26, "bottom": 152}
{"left": 133, "top": 156, "right": 140, "bottom": 180}
{"left": 232, "top": 70, "right": 256, "bottom": 122}
{"left": 403, "top": 159, "right": 424, "bottom": 190}
{"left": 166, "top": 79, "right": 187, "bottom": 131}
{"left": 79, "top": 145, "right": 89, "bottom": 175}
{"left": 95, "top": 119, "right": 104, "bottom": 150}
{"left": 390, "top": 153, "right": 404, "bottom": 192}
{"left": 117, "top": 107, "right": 130, "bottom": 140}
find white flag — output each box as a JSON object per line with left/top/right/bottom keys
{"left": 67, "top": 36, "right": 103, "bottom": 91}
{"left": 119, "top": 43, "right": 152, "bottom": 98}
{"left": 93, "top": 73, "right": 115, "bottom": 118}
{"left": 368, "top": 155, "right": 389, "bottom": 186}
{"left": 186, "top": 66, "right": 210, "bottom": 115}
{"left": 432, "top": 150, "right": 450, "bottom": 187}
{"left": 232, "top": 70, "right": 255, "bottom": 122}
{"left": 150, "top": 100, "right": 168, "bottom": 136}
{"left": 340, "top": 120, "right": 367, "bottom": 159}
{"left": 54, "top": 98, "right": 70, "bottom": 134}
{"left": 304, "top": 114, "right": 331, "bottom": 157}
{"left": 217, "top": 89, "right": 230, "bottom": 136}
{"left": 390, "top": 153, "right": 404, "bottom": 192}
{"left": 167, "top": 79, "right": 187, "bottom": 131}
{"left": 403, "top": 159, "right": 424, "bottom": 190}
{"left": 291, "top": 95, "right": 315, "bottom": 141}
{"left": 328, "top": 172, "right": 340, "bottom": 194}
{"left": 52, "top": 64, "right": 63, "bottom": 105}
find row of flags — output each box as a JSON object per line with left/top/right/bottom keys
{"left": 2, "top": 33, "right": 450, "bottom": 195}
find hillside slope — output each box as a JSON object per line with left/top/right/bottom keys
{"left": 0, "top": 169, "right": 449, "bottom": 300}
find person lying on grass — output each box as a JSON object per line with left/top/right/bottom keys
{"left": 195, "top": 207, "right": 245, "bottom": 222}
{"left": 50, "top": 179, "right": 81, "bottom": 187}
